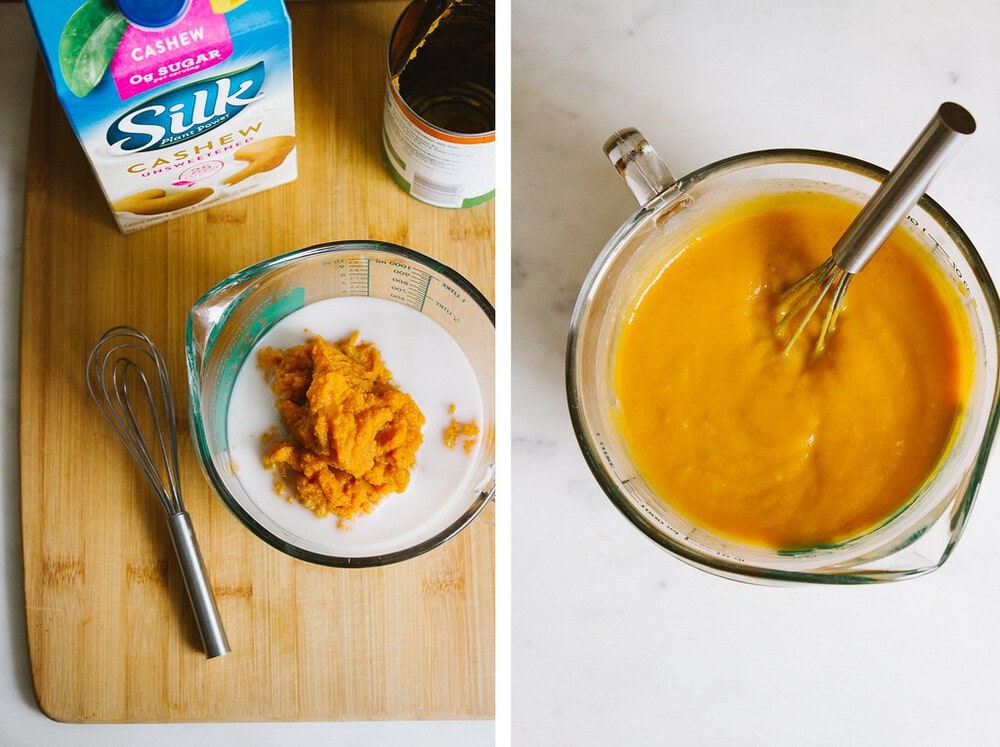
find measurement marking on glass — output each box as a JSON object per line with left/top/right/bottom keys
{"left": 388, "top": 264, "right": 431, "bottom": 310}
{"left": 330, "top": 256, "right": 436, "bottom": 310}
{"left": 331, "top": 257, "right": 370, "bottom": 296}
{"left": 424, "top": 279, "right": 468, "bottom": 323}
{"left": 416, "top": 271, "right": 431, "bottom": 310}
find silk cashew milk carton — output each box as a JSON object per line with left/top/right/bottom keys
{"left": 25, "top": 0, "right": 296, "bottom": 233}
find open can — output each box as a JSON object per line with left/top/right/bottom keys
{"left": 382, "top": 0, "right": 495, "bottom": 208}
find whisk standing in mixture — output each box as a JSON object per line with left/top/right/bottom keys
{"left": 776, "top": 102, "right": 976, "bottom": 356}
{"left": 86, "top": 326, "right": 230, "bottom": 659}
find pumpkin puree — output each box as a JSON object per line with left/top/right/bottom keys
{"left": 259, "top": 332, "right": 425, "bottom": 525}
{"left": 444, "top": 403, "right": 480, "bottom": 453}
{"left": 614, "top": 190, "right": 973, "bottom": 550}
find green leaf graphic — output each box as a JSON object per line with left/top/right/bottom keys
{"left": 58, "top": 0, "right": 129, "bottom": 97}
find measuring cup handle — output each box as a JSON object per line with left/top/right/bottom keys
{"left": 603, "top": 128, "right": 677, "bottom": 205}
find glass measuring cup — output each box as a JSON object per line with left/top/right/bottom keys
{"left": 567, "top": 129, "right": 1000, "bottom": 584}
{"left": 186, "top": 241, "right": 495, "bottom": 567}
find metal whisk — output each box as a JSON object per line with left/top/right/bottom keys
{"left": 776, "top": 102, "right": 976, "bottom": 356}
{"left": 86, "top": 326, "right": 230, "bottom": 659}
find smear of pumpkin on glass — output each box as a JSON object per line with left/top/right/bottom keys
{"left": 614, "top": 190, "right": 974, "bottom": 550}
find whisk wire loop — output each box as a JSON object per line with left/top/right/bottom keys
{"left": 87, "top": 327, "right": 184, "bottom": 515}
{"left": 118, "top": 356, "right": 178, "bottom": 511}
{"left": 775, "top": 258, "right": 851, "bottom": 356}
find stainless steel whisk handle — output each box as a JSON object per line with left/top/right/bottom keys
{"left": 833, "top": 101, "right": 976, "bottom": 275}
{"left": 167, "top": 511, "right": 231, "bottom": 659}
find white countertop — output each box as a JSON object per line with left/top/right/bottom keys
{"left": 0, "top": 4, "right": 494, "bottom": 746}
{"left": 513, "top": 1, "right": 1000, "bottom": 745}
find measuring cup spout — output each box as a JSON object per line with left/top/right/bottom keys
{"left": 186, "top": 279, "right": 251, "bottom": 367}
{"left": 604, "top": 128, "right": 677, "bottom": 205}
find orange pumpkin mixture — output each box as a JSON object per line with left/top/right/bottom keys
{"left": 443, "top": 403, "right": 480, "bottom": 453}
{"left": 259, "top": 332, "right": 424, "bottom": 525}
{"left": 614, "top": 190, "right": 974, "bottom": 550}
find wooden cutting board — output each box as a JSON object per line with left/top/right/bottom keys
{"left": 20, "top": 0, "right": 494, "bottom": 723}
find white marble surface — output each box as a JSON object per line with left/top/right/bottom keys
{"left": 513, "top": 1, "right": 1000, "bottom": 744}
{"left": 0, "top": 4, "right": 495, "bottom": 746}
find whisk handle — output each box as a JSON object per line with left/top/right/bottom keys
{"left": 167, "top": 511, "right": 231, "bottom": 659}
{"left": 833, "top": 102, "right": 975, "bottom": 275}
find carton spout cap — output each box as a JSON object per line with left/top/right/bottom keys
{"left": 116, "top": 0, "right": 191, "bottom": 29}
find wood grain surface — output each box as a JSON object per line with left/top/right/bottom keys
{"left": 20, "top": 0, "right": 494, "bottom": 723}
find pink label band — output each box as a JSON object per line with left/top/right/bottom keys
{"left": 109, "top": 0, "right": 233, "bottom": 100}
